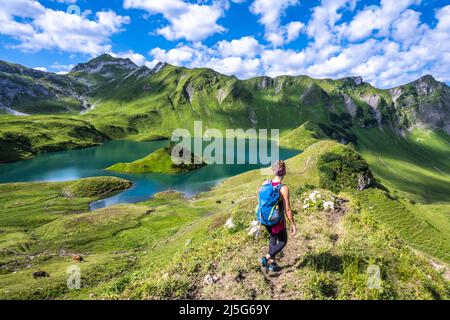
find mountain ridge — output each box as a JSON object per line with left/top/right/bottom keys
{"left": 0, "top": 54, "right": 449, "bottom": 163}
{"left": 1, "top": 54, "right": 448, "bottom": 121}
{"left": 9, "top": 54, "right": 446, "bottom": 90}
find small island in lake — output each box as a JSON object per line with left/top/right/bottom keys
{"left": 106, "top": 146, "right": 206, "bottom": 174}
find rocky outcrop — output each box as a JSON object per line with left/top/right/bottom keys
{"left": 256, "top": 76, "right": 274, "bottom": 90}
{"left": 341, "top": 76, "right": 364, "bottom": 86}
{"left": 0, "top": 60, "right": 87, "bottom": 114}
{"left": 152, "top": 62, "right": 167, "bottom": 74}
{"left": 354, "top": 76, "right": 363, "bottom": 86}
{"left": 275, "top": 78, "right": 287, "bottom": 94}
{"left": 361, "top": 94, "right": 380, "bottom": 109}
{"left": 342, "top": 94, "right": 357, "bottom": 118}
{"left": 183, "top": 81, "right": 195, "bottom": 104}
{"left": 390, "top": 75, "right": 450, "bottom": 133}
{"left": 413, "top": 75, "right": 439, "bottom": 95}
{"left": 216, "top": 88, "right": 230, "bottom": 104}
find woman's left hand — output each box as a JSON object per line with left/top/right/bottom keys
{"left": 291, "top": 224, "right": 297, "bottom": 236}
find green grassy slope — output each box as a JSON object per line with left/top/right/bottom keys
{"left": 355, "top": 128, "right": 450, "bottom": 203}
{"left": 353, "top": 127, "right": 450, "bottom": 263}
{"left": 282, "top": 123, "right": 450, "bottom": 264}
{"left": 82, "top": 66, "right": 365, "bottom": 139}
{"left": 280, "top": 121, "right": 328, "bottom": 150}
{"left": 0, "top": 141, "right": 448, "bottom": 300}
{"left": 106, "top": 147, "right": 205, "bottom": 174}
{"left": 353, "top": 189, "right": 450, "bottom": 263}
{"left": 0, "top": 115, "right": 109, "bottom": 163}
{"left": 0, "top": 177, "right": 132, "bottom": 229}
{"left": 113, "top": 141, "right": 449, "bottom": 299}
{"left": 0, "top": 176, "right": 142, "bottom": 299}
{"left": 0, "top": 184, "right": 213, "bottom": 299}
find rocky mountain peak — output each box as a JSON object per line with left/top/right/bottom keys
{"left": 412, "top": 74, "right": 442, "bottom": 95}
{"left": 353, "top": 76, "right": 363, "bottom": 86}
{"left": 70, "top": 54, "right": 138, "bottom": 75}
{"left": 152, "top": 61, "right": 167, "bottom": 73}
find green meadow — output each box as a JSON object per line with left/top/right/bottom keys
{"left": 355, "top": 128, "right": 450, "bottom": 203}
{"left": 0, "top": 140, "right": 448, "bottom": 300}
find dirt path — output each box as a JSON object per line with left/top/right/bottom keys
{"left": 196, "top": 198, "right": 350, "bottom": 300}
{"left": 259, "top": 233, "right": 306, "bottom": 298}
{"left": 260, "top": 201, "right": 349, "bottom": 299}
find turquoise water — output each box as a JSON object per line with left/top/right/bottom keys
{"left": 0, "top": 140, "right": 299, "bottom": 209}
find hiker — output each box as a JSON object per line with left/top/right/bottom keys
{"left": 257, "top": 160, "right": 297, "bottom": 272}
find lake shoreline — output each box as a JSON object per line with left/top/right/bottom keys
{"left": 0, "top": 139, "right": 300, "bottom": 210}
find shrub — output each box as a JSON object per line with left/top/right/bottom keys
{"left": 317, "top": 147, "right": 374, "bottom": 193}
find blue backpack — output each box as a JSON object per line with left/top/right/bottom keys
{"left": 256, "top": 180, "right": 283, "bottom": 226}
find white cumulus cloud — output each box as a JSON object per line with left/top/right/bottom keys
{"left": 0, "top": 0, "right": 130, "bottom": 56}
{"left": 338, "top": 0, "right": 420, "bottom": 41}
{"left": 2, "top": 0, "right": 449, "bottom": 88}
{"left": 250, "top": 0, "right": 303, "bottom": 46}
{"left": 124, "top": 0, "right": 227, "bottom": 41}
{"left": 217, "top": 36, "right": 262, "bottom": 58}
{"left": 147, "top": 1, "right": 450, "bottom": 88}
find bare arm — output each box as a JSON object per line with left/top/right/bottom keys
{"left": 280, "top": 185, "right": 297, "bottom": 235}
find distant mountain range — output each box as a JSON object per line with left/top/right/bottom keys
{"left": 0, "top": 54, "right": 449, "bottom": 138}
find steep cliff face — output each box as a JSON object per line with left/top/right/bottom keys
{"left": 0, "top": 60, "right": 88, "bottom": 114}
{"left": 390, "top": 75, "right": 450, "bottom": 133}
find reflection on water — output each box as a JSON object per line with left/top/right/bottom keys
{"left": 0, "top": 140, "right": 299, "bottom": 209}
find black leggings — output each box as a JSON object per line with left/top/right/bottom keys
{"left": 265, "top": 226, "right": 288, "bottom": 259}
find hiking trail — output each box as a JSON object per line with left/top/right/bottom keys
{"left": 259, "top": 201, "right": 349, "bottom": 299}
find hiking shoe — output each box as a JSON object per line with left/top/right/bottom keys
{"left": 260, "top": 257, "right": 268, "bottom": 268}
{"left": 268, "top": 262, "right": 281, "bottom": 272}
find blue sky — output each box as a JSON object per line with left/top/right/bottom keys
{"left": 0, "top": 0, "right": 449, "bottom": 88}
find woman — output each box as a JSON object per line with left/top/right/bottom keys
{"left": 260, "top": 160, "right": 297, "bottom": 272}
